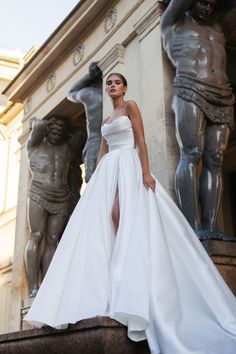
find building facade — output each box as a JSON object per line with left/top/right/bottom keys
{"left": 2, "top": 0, "right": 236, "bottom": 333}
{"left": 0, "top": 46, "right": 37, "bottom": 334}
{"left": 0, "top": 47, "right": 24, "bottom": 334}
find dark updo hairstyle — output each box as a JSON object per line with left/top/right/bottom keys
{"left": 106, "top": 73, "right": 128, "bottom": 87}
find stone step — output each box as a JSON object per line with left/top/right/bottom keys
{"left": 0, "top": 317, "right": 150, "bottom": 354}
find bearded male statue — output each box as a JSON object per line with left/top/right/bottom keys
{"left": 160, "top": 0, "right": 236, "bottom": 240}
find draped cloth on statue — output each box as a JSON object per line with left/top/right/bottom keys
{"left": 173, "top": 73, "right": 235, "bottom": 128}
{"left": 25, "top": 116, "right": 236, "bottom": 354}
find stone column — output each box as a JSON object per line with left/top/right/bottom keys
{"left": 9, "top": 127, "right": 31, "bottom": 332}
{"left": 98, "top": 44, "right": 125, "bottom": 119}
{"left": 99, "top": 3, "right": 179, "bottom": 197}
{"left": 134, "top": 2, "right": 178, "bottom": 196}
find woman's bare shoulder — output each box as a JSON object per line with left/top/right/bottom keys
{"left": 125, "top": 100, "right": 141, "bottom": 116}
{"left": 126, "top": 99, "right": 138, "bottom": 106}
{"left": 125, "top": 100, "right": 139, "bottom": 111}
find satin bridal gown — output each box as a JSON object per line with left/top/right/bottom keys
{"left": 25, "top": 115, "right": 236, "bottom": 354}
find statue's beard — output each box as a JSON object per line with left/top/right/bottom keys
{"left": 48, "top": 134, "right": 64, "bottom": 145}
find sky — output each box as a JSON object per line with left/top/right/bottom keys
{"left": 0, "top": 0, "right": 80, "bottom": 55}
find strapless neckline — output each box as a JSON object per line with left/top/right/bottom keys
{"left": 103, "top": 115, "right": 130, "bottom": 126}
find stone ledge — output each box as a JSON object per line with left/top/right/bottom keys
{"left": 212, "top": 255, "right": 236, "bottom": 295}
{"left": 0, "top": 317, "right": 150, "bottom": 354}
{"left": 202, "top": 239, "right": 236, "bottom": 257}
{"left": 201, "top": 240, "right": 236, "bottom": 295}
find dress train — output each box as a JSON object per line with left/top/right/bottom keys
{"left": 25, "top": 116, "right": 236, "bottom": 354}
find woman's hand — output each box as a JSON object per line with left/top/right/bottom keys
{"left": 143, "top": 171, "right": 156, "bottom": 192}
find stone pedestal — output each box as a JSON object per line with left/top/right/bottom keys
{"left": 0, "top": 317, "right": 150, "bottom": 354}
{"left": 213, "top": 255, "right": 236, "bottom": 295}
{"left": 21, "top": 298, "right": 34, "bottom": 331}
{"left": 203, "top": 239, "right": 236, "bottom": 257}
{"left": 203, "top": 240, "right": 236, "bottom": 295}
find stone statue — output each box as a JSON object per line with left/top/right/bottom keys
{"left": 160, "top": 0, "right": 236, "bottom": 240}
{"left": 68, "top": 61, "right": 103, "bottom": 182}
{"left": 25, "top": 116, "right": 85, "bottom": 297}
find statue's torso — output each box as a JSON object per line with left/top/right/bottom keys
{"left": 29, "top": 142, "right": 71, "bottom": 188}
{"left": 162, "top": 14, "right": 229, "bottom": 85}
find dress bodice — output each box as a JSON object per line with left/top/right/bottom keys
{"left": 101, "top": 115, "right": 135, "bottom": 151}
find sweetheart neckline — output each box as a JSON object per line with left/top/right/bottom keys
{"left": 102, "top": 115, "right": 130, "bottom": 127}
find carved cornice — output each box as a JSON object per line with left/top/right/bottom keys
{"left": 104, "top": 7, "right": 117, "bottom": 33}
{"left": 98, "top": 44, "right": 125, "bottom": 76}
{"left": 46, "top": 72, "right": 56, "bottom": 93}
{"left": 18, "top": 126, "right": 31, "bottom": 146}
{"left": 0, "top": 261, "right": 12, "bottom": 274}
{"left": 0, "top": 102, "right": 23, "bottom": 125}
{"left": 2, "top": 0, "right": 116, "bottom": 102}
{"left": 24, "top": 97, "right": 32, "bottom": 115}
{"left": 72, "top": 44, "right": 85, "bottom": 66}
{"left": 134, "top": 2, "right": 162, "bottom": 42}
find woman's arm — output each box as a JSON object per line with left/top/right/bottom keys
{"left": 126, "top": 101, "right": 156, "bottom": 192}
{"left": 96, "top": 137, "right": 109, "bottom": 166}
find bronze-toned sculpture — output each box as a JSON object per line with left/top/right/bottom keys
{"left": 68, "top": 62, "right": 103, "bottom": 182}
{"left": 25, "top": 117, "right": 85, "bottom": 297}
{"left": 160, "top": 0, "right": 236, "bottom": 240}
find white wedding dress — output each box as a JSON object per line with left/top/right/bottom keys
{"left": 25, "top": 115, "right": 236, "bottom": 354}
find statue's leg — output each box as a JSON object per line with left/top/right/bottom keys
{"left": 41, "top": 213, "right": 68, "bottom": 277}
{"left": 25, "top": 199, "right": 47, "bottom": 297}
{"left": 200, "top": 123, "right": 230, "bottom": 235}
{"left": 172, "top": 95, "right": 205, "bottom": 231}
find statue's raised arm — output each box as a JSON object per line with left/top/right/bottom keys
{"left": 160, "top": 0, "right": 194, "bottom": 31}
{"left": 68, "top": 73, "right": 93, "bottom": 103}
{"left": 218, "top": 0, "right": 236, "bottom": 40}
{"left": 67, "top": 62, "right": 103, "bottom": 182}
{"left": 27, "top": 118, "right": 48, "bottom": 153}
{"left": 68, "top": 62, "right": 101, "bottom": 103}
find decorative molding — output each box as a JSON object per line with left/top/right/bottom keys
{"left": 46, "top": 72, "right": 56, "bottom": 93}
{"left": 0, "top": 102, "right": 23, "bottom": 125}
{"left": 5, "top": 0, "right": 145, "bottom": 103}
{"left": 0, "top": 260, "right": 12, "bottom": 273}
{"left": 18, "top": 126, "right": 31, "bottom": 146}
{"left": 24, "top": 97, "right": 32, "bottom": 115}
{"left": 72, "top": 44, "right": 85, "bottom": 66}
{"left": 98, "top": 44, "right": 125, "bottom": 77}
{"left": 0, "top": 94, "right": 8, "bottom": 107}
{"left": 22, "top": 1, "right": 145, "bottom": 123}
{"left": 104, "top": 8, "right": 117, "bottom": 33}
{"left": 134, "top": 2, "right": 162, "bottom": 42}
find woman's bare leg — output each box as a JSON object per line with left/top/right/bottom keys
{"left": 112, "top": 190, "right": 120, "bottom": 234}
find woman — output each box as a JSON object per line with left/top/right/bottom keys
{"left": 25, "top": 73, "right": 236, "bottom": 354}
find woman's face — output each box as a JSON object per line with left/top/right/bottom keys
{"left": 106, "top": 75, "right": 127, "bottom": 98}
